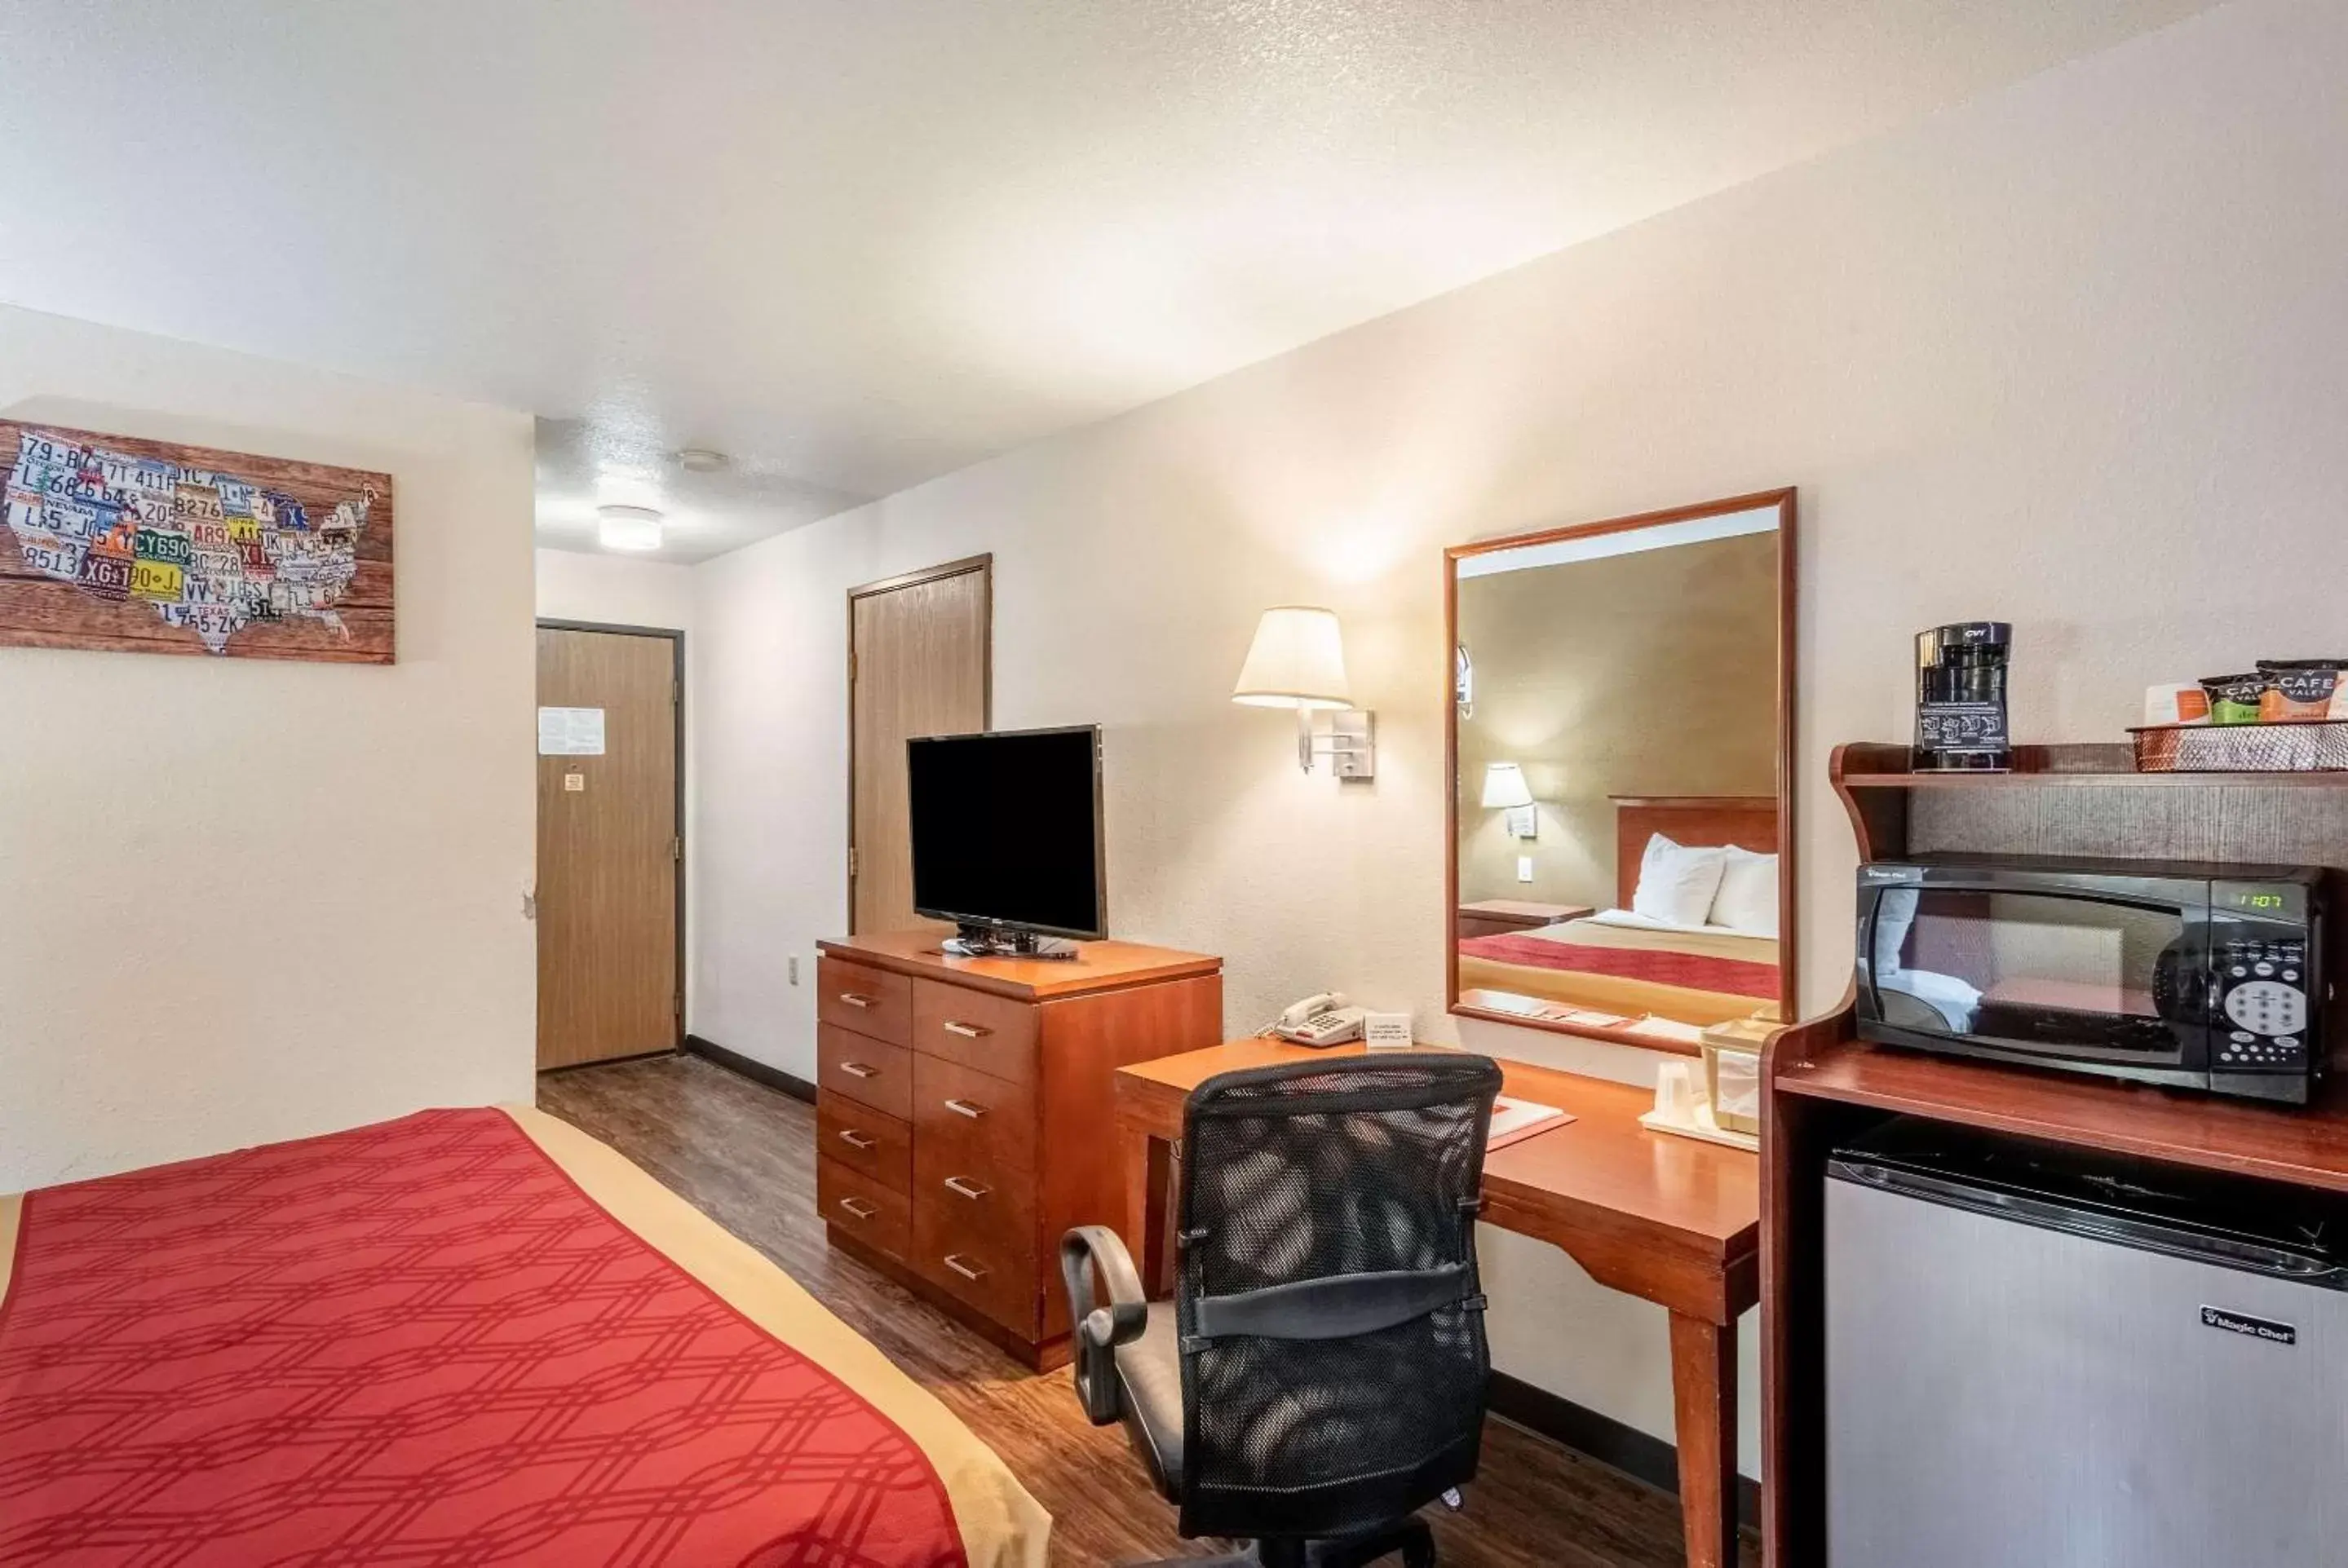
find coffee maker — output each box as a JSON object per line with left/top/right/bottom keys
{"left": 1915, "top": 622, "right": 2012, "bottom": 771}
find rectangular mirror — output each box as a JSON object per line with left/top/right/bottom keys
{"left": 1446, "top": 490, "right": 1796, "bottom": 1053}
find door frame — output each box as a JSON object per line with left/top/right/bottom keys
{"left": 536, "top": 617, "right": 688, "bottom": 1052}
{"left": 845, "top": 554, "right": 993, "bottom": 932}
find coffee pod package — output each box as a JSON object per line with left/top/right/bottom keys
{"left": 2200, "top": 673, "right": 2266, "bottom": 726}
{"left": 2144, "top": 682, "right": 2210, "bottom": 726}
{"left": 2257, "top": 660, "right": 2347, "bottom": 722}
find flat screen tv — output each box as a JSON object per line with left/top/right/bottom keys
{"left": 909, "top": 724, "right": 1104, "bottom": 954}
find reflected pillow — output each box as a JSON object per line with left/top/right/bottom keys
{"left": 1710, "top": 846, "right": 1780, "bottom": 938}
{"left": 1631, "top": 833, "right": 1730, "bottom": 927}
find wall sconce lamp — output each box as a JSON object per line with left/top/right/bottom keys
{"left": 1482, "top": 762, "right": 1538, "bottom": 837}
{"left": 1231, "top": 606, "right": 1376, "bottom": 778}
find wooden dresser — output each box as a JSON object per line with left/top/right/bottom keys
{"left": 812, "top": 929, "right": 1223, "bottom": 1369}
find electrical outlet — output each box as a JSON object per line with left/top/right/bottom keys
{"left": 1517, "top": 855, "right": 1534, "bottom": 883}
{"left": 788, "top": 956, "right": 800, "bottom": 986}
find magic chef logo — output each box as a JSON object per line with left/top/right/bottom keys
{"left": 2202, "top": 1305, "right": 2297, "bottom": 1345}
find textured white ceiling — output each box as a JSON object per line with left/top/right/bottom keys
{"left": 0, "top": 1, "right": 2213, "bottom": 561}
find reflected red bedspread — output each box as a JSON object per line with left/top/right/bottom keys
{"left": 0, "top": 1108, "right": 966, "bottom": 1567}
{"left": 1459, "top": 931, "right": 1781, "bottom": 1000}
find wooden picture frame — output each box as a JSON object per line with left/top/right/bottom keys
{"left": 0, "top": 421, "right": 393, "bottom": 663}
{"left": 1444, "top": 488, "right": 1798, "bottom": 1053}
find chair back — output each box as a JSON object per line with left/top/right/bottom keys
{"left": 1173, "top": 1051, "right": 1503, "bottom": 1540}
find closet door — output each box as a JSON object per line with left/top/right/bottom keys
{"left": 849, "top": 558, "right": 991, "bottom": 934}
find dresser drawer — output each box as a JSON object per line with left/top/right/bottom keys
{"left": 819, "top": 1156, "right": 910, "bottom": 1262}
{"left": 817, "top": 956, "right": 913, "bottom": 1045}
{"left": 818, "top": 1095, "right": 911, "bottom": 1194}
{"left": 912, "top": 979, "right": 1039, "bottom": 1083}
{"left": 914, "top": 1137, "right": 1037, "bottom": 1263}
{"left": 816, "top": 1026, "right": 912, "bottom": 1120}
{"left": 913, "top": 1054, "right": 1037, "bottom": 1177}
{"left": 913, "top": 1203, "right": 1040, "bottom": 1338}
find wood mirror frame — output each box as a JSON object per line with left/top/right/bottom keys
{"left": 1444, "top": 488, "right": 1797, "bottom": 1054}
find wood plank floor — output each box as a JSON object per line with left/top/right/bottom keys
{"left": 537, "top": 1053, "right": 1758, "bottom": 1567}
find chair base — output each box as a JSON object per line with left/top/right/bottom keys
{"left": 1126, "top": 1517, "right": 1435, "bottom": 1568}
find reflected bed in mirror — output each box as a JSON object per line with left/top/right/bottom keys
{"left": 1445, "top": 491, "right": 1796, "bottom": 1053}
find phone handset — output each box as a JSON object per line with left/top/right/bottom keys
{"left": 1278, "top": 992, "right": 1347, "bottom": 1031}
{"left": 1274, "top": 992, "right": 1368, "bottom": 1047}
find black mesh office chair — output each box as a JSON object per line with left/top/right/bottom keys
{"left": 1061, "top": 1053, "right": 1504, "bottom": 1567}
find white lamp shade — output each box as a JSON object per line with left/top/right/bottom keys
{"left": 1481, "top": 762, "right": 1535, "bottom": 809}
{"left": 598, "top": 504, "right": 665, "bottom": 551}
{"left": 1231, "top": 606, "right": 1351, "bottom": 709}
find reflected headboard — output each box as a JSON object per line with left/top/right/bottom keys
{"left": 1610, "top": 795, "right": 1780, "bottom": 909}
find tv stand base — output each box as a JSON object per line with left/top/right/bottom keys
{"left": 940, "top": 925, "right": 1080, "bottom": 961}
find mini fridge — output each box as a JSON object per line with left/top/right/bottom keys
{"left": 1826, "top": 1118, "right": 2348, "bottom": 1567}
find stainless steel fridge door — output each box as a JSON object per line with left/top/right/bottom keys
{"left": 1826, "top": 1173, "right": 2348, "bottom": 1567}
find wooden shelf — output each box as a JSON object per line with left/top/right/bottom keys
{"left": 1836, "top": 740, "right": 2348, "bottom": 789}
{"left": 1767, "top": 738, "right": 2348, "bottom": 1567}
{"left": 1777, "top": 1038, "right": 2348, "bottom": 1195}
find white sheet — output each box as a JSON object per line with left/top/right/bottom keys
{"left": 1581, "top": 908, "right": 1757, "bottom": 940}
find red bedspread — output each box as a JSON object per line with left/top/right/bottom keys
{"left": 0, "top": 1108, "right": 966, "bottom": 1567}
{"left": 1459, "top": 931, "right": 1781, "bottom": 1000}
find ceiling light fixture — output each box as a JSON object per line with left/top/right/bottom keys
{"left": 597, "top": 504, "right": 665, "bottom": 552}
{"left": 674, "top": 448, "right": 730, "bottom": 474}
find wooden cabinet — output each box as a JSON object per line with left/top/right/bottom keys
{"left": 813, "top": 929, "right": 1223, "bottom": 1369}
{"left": 1455, "top": 899, "right": 1594, "bottom": 941}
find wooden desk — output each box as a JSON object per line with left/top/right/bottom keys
{"left": 1115, "top": 1038, "right": 1760, "bottom": 1568}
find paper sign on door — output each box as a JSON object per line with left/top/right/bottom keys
{"left": 537, "top": 706, "right": 607, "bottom": 756}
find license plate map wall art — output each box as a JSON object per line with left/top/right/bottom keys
{"left": 0, "top": 422, "right": 393, "bottom": 663}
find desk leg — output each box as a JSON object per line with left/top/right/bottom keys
{"left": 1668, "top": 1311, "right": 1739, "bottom": 1568}
{"left": 1121, "top": 1123, "right": 1176, "bottom": 1297}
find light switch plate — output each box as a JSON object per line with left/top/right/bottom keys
{"left": 1517, "top": 855, "right": 1534, "bottom": 883}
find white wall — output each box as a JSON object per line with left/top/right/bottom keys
{"left": 0, "top": 304, "right": 537, "bottom": 1191}
{"left": 689, "top": 0, "right": 2348, "bottom": 1475}
{"left": 535, "top": 547, "right": 694, "bottom": 631}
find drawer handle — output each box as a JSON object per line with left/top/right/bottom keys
{"left": 943, "top": 1098, "right": 987, "bottom": 1119}
{"left": 838, "top": 992, "right": 877, "bottom": 1009}
{"left": 942, "top": 1175, "right": 990, "bottom": 1200}
{"left": 837, "top": 1198, "right": 879, "bottom": 1221}
{"left": 943, "top": 1254, "right": 988, "bottom": 1282}
{"left": 840, "top": 1062, "right": 880, "bottom": 1079}
{"left": 837, "top": 1129, "right": 878, "bottom": 1151}
{"left": 941, "top": 1020, "right": 990, "bottom": 1039}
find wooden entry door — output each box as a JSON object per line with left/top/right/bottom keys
{"left": 850, "top": 557, "right": 991, "bottom": 934}
{"left": 537, "top": 624, "right": 680, "bottom": 1069}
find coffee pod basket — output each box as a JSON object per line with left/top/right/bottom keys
{"left": 2131, "top": 721, "right": 2348, "bottom": 773}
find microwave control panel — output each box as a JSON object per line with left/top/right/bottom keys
{"left": 2212, "top": 934, "right": 2313, "bottom": 1071}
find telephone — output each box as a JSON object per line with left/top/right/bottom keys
{"left": 1275, "top": 992, "right": 1369, "bottom": 1047}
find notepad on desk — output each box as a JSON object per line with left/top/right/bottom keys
{"left": 1488, "top": 1094, "right": 1573, "bottom": 1151}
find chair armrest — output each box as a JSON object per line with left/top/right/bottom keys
{"left": 1059, "top": 1225, "right": 1147, "bottom": 1426}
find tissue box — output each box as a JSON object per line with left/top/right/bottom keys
{"left": 1699, "top": 1018, "right": 1774, "bottom": 1136}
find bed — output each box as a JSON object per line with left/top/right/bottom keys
{"left": 0, "top": 1105, "right": 1049, "bottom": 1567}
{"left": 1457, "top": 797, "right": 1784, "bottom": 1031}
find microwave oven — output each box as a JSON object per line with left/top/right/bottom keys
{"left": 1855, "top": 855, "right": 2330, "bottom": 1104}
